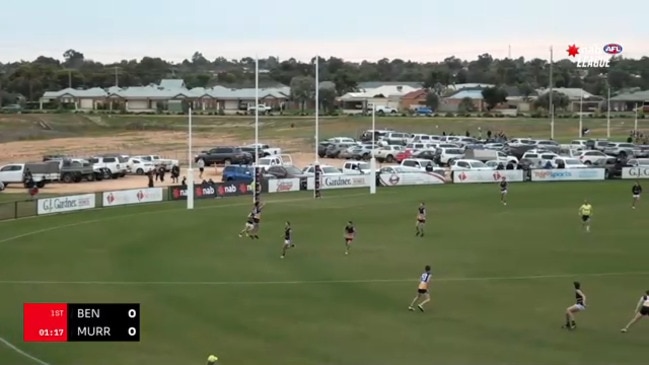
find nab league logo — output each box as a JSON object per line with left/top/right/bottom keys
{"left": 567, "top": 43, "right": 622, "bottom": 68}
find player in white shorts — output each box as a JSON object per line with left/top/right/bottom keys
{"left": 621, "top": 290, "right": 649, "bottom": 332}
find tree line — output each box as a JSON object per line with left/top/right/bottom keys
{"left": 1, "top": 49, "right": 648, "bottom": 106}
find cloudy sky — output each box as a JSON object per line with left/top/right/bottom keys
{"left": 0, "top": 0, "right": 645, "bottom": 63}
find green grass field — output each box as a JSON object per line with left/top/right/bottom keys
{"left": 0, "top": 113, "right": 646, "bottom": 144}
{"left": 0, "top": 182, "right": 648, "bottom": 365}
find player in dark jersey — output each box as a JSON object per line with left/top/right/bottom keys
{"left": 499, "top": 176, "right": 508, "bottom": 206}
{"left": 238, "top": 212, "right": 256, "bottom": 239}
{"left": 344, "top": 221, "right": 355, "bottom": 255}
{"left": 251, "top": 201, "right": 264, "bottom": 238}
{"left": 563, "top": 281, "right": 586, "bottom": 330}
{"left": 632, "top": 181, "right": 642, "bottom": 209}
{"left": 280, "top": 221, "right": 293, "bottom": 259}
{"left": 416, "top": 202, "right": 426, "bottom": 237}
{"left": 621, "top": 290, "right": 649, "bottom": 332}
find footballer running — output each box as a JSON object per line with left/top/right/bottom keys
{"left": 409, "top": 265, "right": 432, "bottom": 312}
{"left": 562, "top": 281, "right": 586, "bottom": 330}
{"left": 344, "top": 221, "right": 355, "bottom": 255}
{"left": 578, "top": 200, "right": 592, "bottom": 232}
{"left": 632, "top": 181, "right": 642, "bottom": 209}
{"left": 280, "top": 221, "right": 294, "bottom": 259}
{"left": 416, "top": 202, "right": 426, "bottom": 237}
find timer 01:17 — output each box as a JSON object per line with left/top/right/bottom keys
{"left": 38, "top": 329, "right": 65, "bottom": 337}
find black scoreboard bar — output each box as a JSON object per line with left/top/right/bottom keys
{"left": 67, "top": 303, "right": 140, "bottom": 342}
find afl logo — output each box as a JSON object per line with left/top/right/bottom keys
{"left": 603, "top": 43, "right": 623, "bottom": 55}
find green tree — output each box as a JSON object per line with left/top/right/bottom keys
{"left": 289, "top": 76, "right": 315, "bottom": 111}
{"left": 458, "top": 97, "right": 475, "bottom": 113}
{"left": 534, "top": 91, "right": 570, "bottom": 110}
{"left": 425, "top": 92, "right": 439, "bottom": 110}
{"left": 481, "top": 87, "right": 508, "bottom": 110}
{"left": 318, "top": 85, "right": 337, "bottom": 114}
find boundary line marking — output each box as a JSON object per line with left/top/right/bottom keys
{"left": 0, "top": 191, "right": 377, "bottom": 245}
{"left": 0, "top": 190, "right": 378, "bottom": 365}
{"left": 1, "top": 271, "right": 648, "bottom": 286}
{"left": 0, "top": 337, "right": 51, "bottom": 365}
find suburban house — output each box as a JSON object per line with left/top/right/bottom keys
{"left": 399, "top": 89, "right": 428, "bottom": 110}
{"left": 40, "top": 79, "right": 290, "bottom": 113}
{"left": 440, "top": 89, "right": 486, "bottom": 112}
{"left": 537, "top": 87, "right": 602, "bottom": 113}
{"left": 337, "top": 82, "right": 420, "bottom": 113}
{"left": 610, "top": 90, "right": 649, "bottom": 111}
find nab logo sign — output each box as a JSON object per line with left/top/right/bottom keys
{"left": 603, "top": 43, "right": 623, "bottom": 55}
{"left": 223, "top": 185, "right": 237, "bottom": 193}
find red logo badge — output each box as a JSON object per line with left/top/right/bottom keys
{"left": 567, "top": 44, "right": 579, "bottom": 57}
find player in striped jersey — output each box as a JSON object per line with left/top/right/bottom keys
{"left": 621, "top": 290, "right": 649, "bottom": 333}
{"left": 409, "top": 265, "right": 432, "bottom": 312}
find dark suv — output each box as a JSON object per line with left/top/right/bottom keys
{"left": 195, "top": 147, "right": 253, "bottom": 165}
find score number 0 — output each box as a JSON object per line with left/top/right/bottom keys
{"left": 128, "top": 308, "right": 138, "bottom": 337}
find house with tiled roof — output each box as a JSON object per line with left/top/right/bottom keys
{"left": 337, "top": 83, "right": 419, "bottom": 113}
{"left": 40, "top": 80, "right": 290, "bottom": 113}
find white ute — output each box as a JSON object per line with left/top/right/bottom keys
{"left": 244, "top": 143, "right": 282, "bottom": 156}
{"left": 342, "top": 161, "right": 370, "bottom": 174}
{"left": 0, "top": 162, "right": 59, "bottom": 187}
{"left": 256, "top": 154, "right": 293, "bottom": 171}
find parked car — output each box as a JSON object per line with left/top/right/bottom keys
{"left": 127, "top": 157, "right": 155, "bottom": 175}
{"left": 577, "top": 150, "right": 608, "bottom": 165}
{"left": 450, "top": 159, "right": 492, "bottom": 171}
{"left": 0, "top": 162, "right": 58, "bottom": 188}
{"left": 350, "top": 144, "right": 379, "bottom": 160}
{"left": 302, "top": 165, "right": 344, "bottom": 176}
{"left": 374, "top": 145, "right": 403, "bottom": 163}
{"left": 552, "top": 157, "right": 587, "bottom": 169}
{"left": 87, "top": 156, "right": 125, "bottom": 179}
{"left": 434, "top": 147, "right": 465, "bottom": 166}
{"left": 195, "top": 146, "right": 253, "bottom": 165}
{"left": 318, "top": 141, "right": 332, "bottom": 158}
{"left": 266, "top": 165, "right": 308, "bottom": 189}
{"left": 342, "top": 161, "right": 370, "bottom": 174}
{"left": 339, "top": 146, "right": 362, "bottom": 160}
{"left": 325, "top": 142, "right": 356, "bottom": 158}
{"left": 603, "top": 142, "right": 641, "bottom": 158}
{"left": 400, "top": 158, "right": 436, "bottom": 171}
{"left": 222, "top": 165, "right": 254, "bottom": 182}
{"left": 411, "top": 150, "right": 437, "bottom": 162}
{"left": 412, "top": 106, "right": 433, "bottom": 116}
{"left": 592, "top": 157, "right": 624, "bottom": 179}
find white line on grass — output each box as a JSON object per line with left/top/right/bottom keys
{"left": 1, "top": 271, "right": 647, "bottom": 287}
{"left": 0, "top": 190, "right": 377, "bottom": 365}
{"left": 0, "top": 337, "right": 51, "bottom": 365}
{"left": 0, "top": 191, "right": 377, "bottom": 245}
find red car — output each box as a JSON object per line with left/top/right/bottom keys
{"left": 395, "top": 150, "right": 413, "bottom": 163}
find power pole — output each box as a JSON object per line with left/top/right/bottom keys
{"left": 549, "top": 46, "right": 554, "bottom": 139}
{"left": 113, "top": 66, "right": 120, "bottom": 87}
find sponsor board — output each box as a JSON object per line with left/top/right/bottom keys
{"left": 453, "top": 170, "right": 524, "bottom": 184}
{"left": 530, "top": 168, "right": 605, "bottom": 182}
{"left": 217, "top": 181, "right": 253, "bottom": 197}
{"left": 37, "top": 194, "right": 96, "bottom": 215}
{"left": 622, "top": 167, "right": 649, "bottom": 179}
{"left": 378, "top": 170, "right": 446, "bottom": 186}
{"left": 103, "top": 188, "right": 164, "bottom": 207}
{"left": 268, "top": 178, "right": 300, "bottom": 193}
{"left": 169, "top": 183, "right": 217, "bottom": 200}
{"left": 307, "top": 175, "right": 371, "bottom": 190}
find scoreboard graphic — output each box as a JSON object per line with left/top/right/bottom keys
{"left": 23, "top": 303, "right": 140, "bottom": 342}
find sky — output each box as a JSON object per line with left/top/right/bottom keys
{"left": 0, "top": 0, "right": 646, "bottom": 64}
